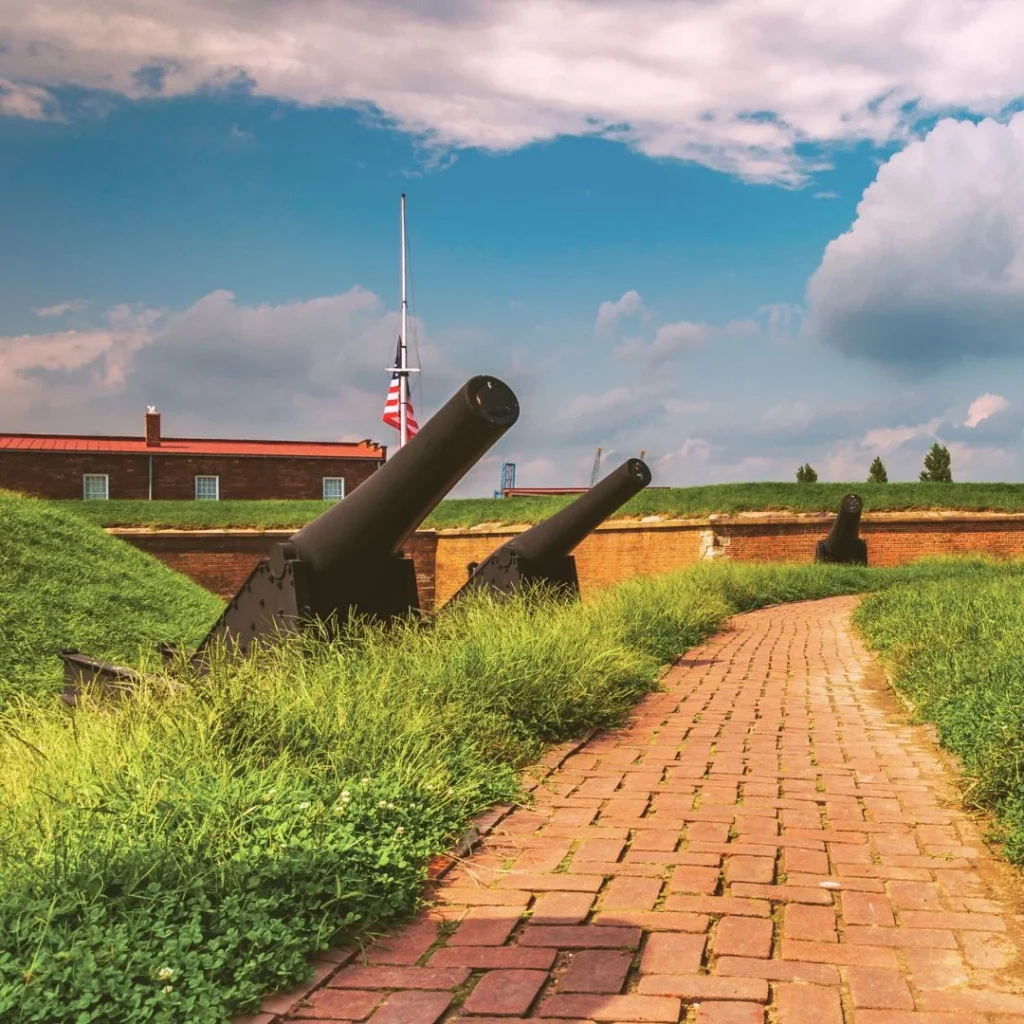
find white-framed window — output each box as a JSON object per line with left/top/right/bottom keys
{"left": 82, "top": 473, "right": 109, "bottom": 500}
{"left": 195, "top": 475, "right": 220, "bottom": 501}
{"left": 322, "top": 477, "right": 346, "bottom": 501}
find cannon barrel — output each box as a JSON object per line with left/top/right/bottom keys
{"left": 450, "top": 458, "right": 651, "bottom": 601}
{"left": 507, "top": 458, "right": 651, "bottom": 564}
{"left": 815, "top": 492, "right": 868, "bottom": 565}
{"left": 193, "top": 375, "right": 520, "bottom": 660}
{"left": 284, "top": 375, "right": 519, "bottom": 577}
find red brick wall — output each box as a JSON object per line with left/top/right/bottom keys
{"left": 112, "top": 515, "right": 1024, "bottom": 615}
{"left": 432, "top": 523, "right": 705, "bottom": 605}
{"left": 114, "top": 529, "right": 440, "bottom": 609}
{"left": 0, "top": 451, "right": 382, "bottom": 500}
{"left": 716, "top": 516, "right": 1024, "bottom": 566}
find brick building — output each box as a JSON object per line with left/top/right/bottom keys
{"left": 0, "top": 409, "right": 386, "bottom": 500}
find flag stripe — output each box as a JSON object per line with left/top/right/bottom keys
{"left": 382, "top": 340, "right": 419, "bottom": 436}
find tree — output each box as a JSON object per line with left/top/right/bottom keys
{"left": 919, "top": 443, "right": 952, "bottom": 483}
{"left": 796, "top": 463, "right": 818, "bottom": 483}
{"left": 867, "top": 457, "right": 888, "bottom": 484}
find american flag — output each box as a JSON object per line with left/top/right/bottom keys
{"left": 382, "top": 339, "right": 419, "bottom": 436}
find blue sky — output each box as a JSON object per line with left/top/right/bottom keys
{"left": 3, "top": 1, "right": 1024, "bottom": 495}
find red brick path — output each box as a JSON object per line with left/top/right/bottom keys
{"left": 241, "top": 596, "right": 1024, "bottom": 1023}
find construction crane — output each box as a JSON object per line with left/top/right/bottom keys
{"left": 494, "top": 461, "right": 515, "bottom": 498}
{"left": 590, "top": 447, "right": 603, "bottom": 487}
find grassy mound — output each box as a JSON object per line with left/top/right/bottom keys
{"left": 0, "top": 558, "right": 999, "bottom": 1023}
{"left": 52, "top": 481, "right": 1024, "bottom": 531}
{"left": 856, "top": 562, "right": 1024, "bottom": 861}
{"left": 0, "top": 490, "right": 224, "bottom": 708}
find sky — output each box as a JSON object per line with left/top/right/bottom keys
{"left": 3, "top": 1, "right": 1024, "bottom": 497}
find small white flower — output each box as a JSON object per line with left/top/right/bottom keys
{"left": 298, "top": 802, "right": 311, "bottom": 810}
{"left": 162, "top": 985, "right": 174, "bottom": 995}
{"left": 395, "top": 826, "right": 405, "bottom": 835}
{"left": 340, "top": 790, "right": 351, "bottom": 802}
{"left": 333, "top": 805, "right": 345, "bottom": 814}
{"left": 378, "top": 800, "right": 388, "bottom": 809}
{"left": 386, "top": 802, "right": 396, "bottom": 811}
{"left": 361, "top": 777, "right": 370, "bottom": 785}
{"left": 157, "top": 967, "right": 174, "bottom": 982}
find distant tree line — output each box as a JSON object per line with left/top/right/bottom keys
{"left": 795, "top": 444, "right": 953, "bottom": 484}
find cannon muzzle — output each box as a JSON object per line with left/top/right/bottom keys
{"left": 194, "top": 375, "right": 520, "bottom": 661}
{"left": 814, "top": 492, "right": 868, "bottom": 566}
{"left": 449, "top": 457, "right": 652, "bottom": 601}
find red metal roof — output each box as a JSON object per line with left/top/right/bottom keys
{"left": 0, "top": 434, "right": 385, "bottom": 459}
{"left": 503, "top": 487, "right": 590, "bottom": 496}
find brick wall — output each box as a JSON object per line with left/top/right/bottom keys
{"left": 431, "top": 522, "right": 706, "bottom": 606}
{"left": 110, "top": 513, "right": 1024, "bottom": 614}
{"left": 712, "top": 514, "right": 1024, "bottom": 566}
{"left": 114, "top": 529, "right": 440, "bottom": 608}
{"left": 0, "top": 451, "right": 381, "bottom": 500}
{"left": 111, "top": 521, "right": 707, "bottom": 609}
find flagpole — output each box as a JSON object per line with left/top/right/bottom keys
{"left": 399, "top": 193, "right": 409, "bottom": 449}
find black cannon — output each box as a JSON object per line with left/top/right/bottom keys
{"left": 449, "top": 457, "right": 652, "bottom": 602}
{"left": 814, "top": 492, "right": 868, "bottom": 566}
{"left": 191, "top": 375, "right": 520, "bottom": 663}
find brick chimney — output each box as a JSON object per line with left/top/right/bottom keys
{"left": 145, "top": 406, "right": 161, "bottom": 447}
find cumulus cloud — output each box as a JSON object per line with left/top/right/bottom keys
{"left": 33, "top": 299, "right": 88, "bottom": 318}
{"left": 805, "top": 114, "right": 1024, "bottom": 372}
{"left": 595, "top": 290, "right": 645, "bottom": 336}
{"left": 4, "top": 2, "right": 1024, "bottom": 181}
{"left": 0, "top": 287, "right": 459, "bottom": 439}
{"left": 615, "top": 318, "right": 758, "bottom": 366}
{"left": 965, "top": 393, "right": 1009, "bottom": 428}
{"left": 554, "top": 385, "right": 667, "bottom": 444}
{"left": 0, "top": 77, "right": 61, "bottom": 120}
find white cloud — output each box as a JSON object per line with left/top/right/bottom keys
{"left": 595, "top": 290, "right": 644, "bottom": 336}
{"left": 0, "top": 77, "right": 60, "bottom": 120}
{"left": 653, "top": 438, "right": 711, "bottom": 476}
{"left": 965, "top": 393, "right": 1009, "bottom": 428}
{"left": 805, "top": 113, "right": 1024, "bottom": 371}
{"left": 33, "top": 299, "right": 88, "bottom": 318}
{"left": 860, "top": 419, "right": 942, "bottom": 455}
{"left": 0, "top": 287, "right": 453, "bottom": 439}
{"left": 5, "top": 2, "right": 1024, "bottom": 181}
{"left": 616, "top": 317, "right": 757, "bottom": 365}
{"left": 763, "top": 400, "right": 813, "bottom": 428}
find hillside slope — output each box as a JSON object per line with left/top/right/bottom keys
{"left": 0, "top": 491, "right": 224, "bottom": 706}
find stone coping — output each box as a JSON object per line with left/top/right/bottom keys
{"left": 106, "top": 509, "right": 1024, "bottom": 538}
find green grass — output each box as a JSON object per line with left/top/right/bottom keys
{"left": 0, "top": 490, "right": 225, "bottom": 709}
{"left": 0, "top": 549, "right": 1006, "bottom": 1024}
{"left": 856, "top": 564, "right": 1024, "bottom": 862}
{"left": 50, "top": 481, "right": 1024, "bottom": 531}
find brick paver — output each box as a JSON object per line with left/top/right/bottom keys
{"left": 251, "top": 597, "right": 1024, "bottom": 1023}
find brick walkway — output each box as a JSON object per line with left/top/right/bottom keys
{"left": 255, "top": 596, "right": 1024, "bottom": 1023}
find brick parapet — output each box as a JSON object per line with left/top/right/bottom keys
{"left": 109, "top": 512, "right": 1024, "bottom": 610}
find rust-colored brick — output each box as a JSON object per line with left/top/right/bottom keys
{"left": 0, "top": 451, "right": 381, "bottom": 500}
{"left": 114, "top": 529, "right": 439, "bottom": 609}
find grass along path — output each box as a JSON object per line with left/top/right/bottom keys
{"left": 856, "top": 564, "right": 1024, "bottom": 862}
{"left": 0, "top": 558, "right": 1013, "bottom": 1023}
{"left": 49, "top": 480, "right": 1024, "bottom": 531}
